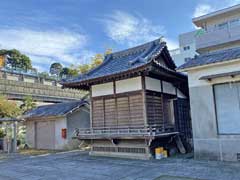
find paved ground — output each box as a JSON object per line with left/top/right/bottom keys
{"left": 0, "top": 151, "right": 240, "bottom": 180}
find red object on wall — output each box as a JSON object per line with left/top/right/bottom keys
{"left": 61, "top": 128, "right": 67, "bottom": 139}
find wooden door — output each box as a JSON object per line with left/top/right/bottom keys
{"left": 36, "top": 121, "right": 55, "bottom": 149}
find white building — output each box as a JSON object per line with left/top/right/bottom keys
{"left": 171, "top": 4, "right": 240, "bottom": 67}
{"left": 170, "top": 31, "right": 198, "bottom": 67}
{"left": 178, "top": 46, "right": 240, "bottom": 162}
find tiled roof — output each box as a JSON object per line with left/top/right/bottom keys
{"left": 24, "top": 100, "right": 89, "bottom": 119}
{"left": 178, "top": 47, "right": 240, "bottom": 70}
{"left": 64, "top": 38, "right": 176, "bottom": 84}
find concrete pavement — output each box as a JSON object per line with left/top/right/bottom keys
{"left": 0, "top": 151, "right": 240, "bottom": 180}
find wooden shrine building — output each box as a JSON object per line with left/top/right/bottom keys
{"left": 63, "top": 38, "right": 191, "bottom": 159}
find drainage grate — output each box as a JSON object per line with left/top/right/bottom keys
{"left": 93, "top": 146, "right": 116, "bottom": 152}
{"left": 118, "top": 147, "right": 146, "bottom": 154}
{"left": 92, "top": 146, "right": 146, "bottom": 154}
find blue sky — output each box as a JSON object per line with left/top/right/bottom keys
{"left": 0, "top": 0, "right": 239, "bottom": 72}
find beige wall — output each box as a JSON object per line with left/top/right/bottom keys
{"left": 92, "top": 82, "right": 114, "bottom": 97}
{"left": 162, "top": 81, "right": 176, "bottom": 95}
{"left": 91, "top": 76, "right": 186, "bottom": 98}
{"left": 116, "top": 77, "right": 142, "bottom": 93}
{"left": 145, "top": 77, "right": 161, "bottom": 92}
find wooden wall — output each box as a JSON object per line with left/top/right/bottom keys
{"left": 92, "top": 92, "right": 144, "bottom": 128}
{"left": 146, "top": 91, "right": 164, "bottom": 127}
{"left": 90, "top": 76, "right": 187, "bottom": 130}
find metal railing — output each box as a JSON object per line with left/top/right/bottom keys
{"left": 72, "top": 125, "right": 175, "bottom": 138}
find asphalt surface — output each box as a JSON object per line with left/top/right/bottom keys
{"left": 0, "top": 151, "right": 240, "bottom": 180}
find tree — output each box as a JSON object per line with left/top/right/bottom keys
{"left": 60, "top": 67, "right": 79, "bottom": 78}
{"left": 49, "top": 62, "right": 63, "bottom": 76}
{"left": 60, "top": 67, "right": 70, "bottom": 78}
{"left": 0, "top": 95, "right": 21, "bottom": 118}
{"left": 20, "top": 96, "right": 36, "bottom": 113}
{"left": 39, "top": 72, "right": 50, "bottom": 79}
{"left": 91, "top": 54, "right": 103, "bottom": 68}
{"left": 1, "top": 49, "right": 32, "bottom": 70}
{"left": 90, "top": 49, "right": 112, "bottom": 69}
{"left": 78, "top": 64, "right": 91, "bottom": 74}
{"left": 59, "top": 49, "right": 113, "bottom": 79}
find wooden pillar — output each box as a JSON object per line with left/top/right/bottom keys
{"left": 141, "top": 75, "right": 147, "bottom": 127}
{"left": 89, "top": 86, "right": 93, "bottom": 129}
{"left": 113, "top": 81, "right": 118, "bottom": 127}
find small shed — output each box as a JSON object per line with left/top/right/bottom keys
{"left": 24, "top": 100, "right": 89, "bottom": 150}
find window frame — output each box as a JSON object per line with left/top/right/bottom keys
{"left": 229, "top": 18, "right": 240, "bottom": 27}
{"left": 183, "top": 46, "right": 190, "bottom": 51}
{"left": 213, "top": 82, "right": 240, "bottom": 135}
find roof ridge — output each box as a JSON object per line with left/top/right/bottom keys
{"left": 33, "top": 100, "right": 84, "bottom": 109}
{"left": 110, "top": 38, "right": 163, "bottom": 59}
{"left": 79, "top": 38, "right": 164, "bottom": 78}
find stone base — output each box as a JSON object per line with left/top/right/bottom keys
{"left": 89, "top": 151, "right": 152, "bottom": 160}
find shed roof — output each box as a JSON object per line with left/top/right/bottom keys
{"left": 62, "top": 38, "right": 178, "bottom": 88}
{"left": 178, "top": 47, "right": 240, "bottom": 71}
{"left": 23, "top": 100, "right": 89, "bottom": 119}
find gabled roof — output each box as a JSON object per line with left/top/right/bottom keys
{"left": 178, "top": 47, "right": 240, "bottom": 71}
{"left": 63, "top": 38, "right": 178, "bottom": 88}
{"left": 23, "top": 100, "right": 89, "bottom": 119}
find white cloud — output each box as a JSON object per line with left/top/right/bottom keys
{"left": 164, "top": 38, "right": 179, "bottom": 50}
{"left": 193, "top": 4, "right": 214, "bottom": 17}
{"left": 193, "top": 0, "right": 240, "bottom": 18}
{"left": 0, "top": 28, "right": 94, "bottom": 71}
{"left": 100, "top": 11, "right": 166, "bottom": 47}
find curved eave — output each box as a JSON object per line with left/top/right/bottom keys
{"left": 62, "top": 63, "right": 151, "bottom": 90}
{"left": 63, "top": 62, "right": 186, "bottom": 91}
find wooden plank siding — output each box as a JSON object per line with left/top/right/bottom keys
{"left": 92, "top": 99, "right": 104, "bottom": 128}
{"left": 129, "top": 94, "right": 144, "bottom": 126}
{"left": 146, "top": 91, "right": 164, "bottom": 127}
{"left": 92, "top": 92, "right": 144, "bottom": 128}
{"left": 105, "top": 98, "right": 116, "bottom": 127}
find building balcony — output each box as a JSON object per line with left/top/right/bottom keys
{"left": 196, "top": 25, "right": 240, "bottom": 53}
{"left": 72, "top": 125, "right": 177, "bottom": 140}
